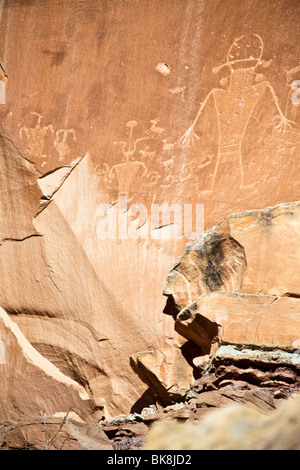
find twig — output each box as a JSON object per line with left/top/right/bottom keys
{"left": 45, "top": 409, "right": 71, "bottom": 450}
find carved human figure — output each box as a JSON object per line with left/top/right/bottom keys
{"left": 179, "top": 34, "right": 293, "bottom": 190}
{"left": 54, "top": 128, "right": 77, "bottom": 161}
{"left": 20, "top": 112, "right": 54, "bottom": 160}
{"left": 108, "top": 121, "right": 149, "bottom": 196}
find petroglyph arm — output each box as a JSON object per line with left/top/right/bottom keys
{"left": 178, "top": 89, "right": 215, "bottom": 147}
{"left": 265, "top": 82, "right": 295, "bottom": 132}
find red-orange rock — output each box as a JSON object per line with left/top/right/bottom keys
{"left": 0, "top": 0, "right": 300, "bottom": 422}
{"left": 131, "top": 348, "right": 194, "bottom": 405}
{"left": 0, "top": 126, "right": 181, "bottom": 418}
{"left": 0, "top": 306, "right": 100, "bottom": 423}
{"left": 176, "top": 292, "right": 300, "bottom": 349}
{"left": 165, "top": 202, "right": 300, "bottom": 310}
{"left": 0, "top": 415, "right": 113, "bottom": 450}
{"left": 174, "top": 301, "right": 222, "bottom": 354}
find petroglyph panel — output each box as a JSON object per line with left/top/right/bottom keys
{"left": 178, "top": 34, "right": 294, "bottom": 192}
{"left": 19, "top": 113, "right": 77, "bottom": 168}
{"left": 0, "top": 1, "right": 299, "bottom": 222}
{"left": 0, "top": 0, "right": 299, "bottom": 416}
{"left": 20, "top": 113, "right": 54, "bottom": 162}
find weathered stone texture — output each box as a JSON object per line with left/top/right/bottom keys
{"left": 0, "top": 0, "right": 299, "bottom": 444}
{"left": 176, "top": 293, "right": 300, "bottom": 350}
{"left": 165, "top": 202, "right": 300, "bottom": 351}
{"left": 131, "top": 348, "right": 194, "bottom": 406}
{"left": 0, "top": 306, "right": 100, "bottom": 423}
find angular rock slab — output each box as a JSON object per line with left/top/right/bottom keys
{"left": 175, "top": 301, "right": 222, "bottom": 354}
{"left": 0, "top": 415, "right": 113, "bottom": 450}
{"left": 176, "top": 292, "right": 300, "bottom": 349}
{"left": 0, "top": 306, "right": 102, "bottom": 423}
{"left": 164, "top": 202, "right": 300, "bottom": 311}
{"left": 130, "top": 348, "right": 194, "bottom": 405}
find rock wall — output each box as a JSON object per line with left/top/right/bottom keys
{"left": 0, "top": 0, "right": 299, "bottom": 439}
{"left": 131, "top": 201, "right": 300, "bottom": 409}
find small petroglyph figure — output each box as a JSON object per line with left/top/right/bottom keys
{"left": 20, "top": 112, "right": 54, "bottom": 160}
{"left": 97, "top": 120, "right": 164, "bottom": 198}
{"left": 146, "top": 118, "right": 165, "bottom": 139}
{"left": 159, "top": 138, "right": 177, "bottom": 170}
{"left": 198, "top": 153, "right": 213, "bottom": 170}
{"left": 139, "top": 146, "right": 156, "bottom": 162}
{"left": 159, "top": 156, "right": 174, "bottom": 170}
{"left": 107, "top": 121, "right": 150, "bottom": 197}
{"left": 162, "top": 138, "right": 177, "bottom": 156}
{"left": 54, "top": 128, "right": 77, "bottom": 161}
{"left": 179, "top": 34, "right": 294, "bottom": 190}
{"left": 285, "top": 65, "right": 300, "bottom": 123}
{"left": 114, "top": 120, "right": 150, "bottom": 163}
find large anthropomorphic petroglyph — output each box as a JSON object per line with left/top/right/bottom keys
{"left": 179, "top": 34, "right": 294, "bottom": 190}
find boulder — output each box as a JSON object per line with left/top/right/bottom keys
{"left": 130, "top": 348, "right": 194, "bottom": 405}
{"left": 165, "top": 202, "right": 300, "bottom": 312}
{"left": 175, "top": 292, "right": 300, "bottom": 350}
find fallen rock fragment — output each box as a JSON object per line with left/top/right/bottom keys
{"left": 188, "top": 388, "right": 275, "bottom": 414}
{"left": 130, "top": 348, "right": 194, "bottom": 405}
{"left": 100, "top": 422, "right": 148, "bottom": 450}
{"left": 164, "top": 232, "right": 247, "bottom": 311}
{"left": 0, "top": 415, "right": 112, "bottom": 450}
{"left": 65, "top": 419, "right": 113, "bottom": 450}
{"left": 175, "top": 292, "right": 300, "bottom": 349}
{"left": 164, "top": 202, "right": 300, "bottom": 311}
{"left": 175, "top": 301, "right": 222, "bottom": 353}
{"left": 0, "top": 306, "right": 102, "bottom": 424}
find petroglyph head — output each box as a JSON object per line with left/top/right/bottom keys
{"left": 212, "top": 34, "right": 270, "bottom": 76}
{"left": 227, "top": 34, "right": 264, "bottom": 69}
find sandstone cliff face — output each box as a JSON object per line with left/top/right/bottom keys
{"left": 132, "top": 202, "right": 300, "bottom": 410}
{"left": 0, "top": 0, "right": 299, "bottom": 451}
{"left": 0, "top": 1, "right": 299, "bottom": 370}
{"left": 0, "top": 126, "right": 176, "bottom": 419}
{"left": 0, "top": 305, "right": 97, "bottom": 422}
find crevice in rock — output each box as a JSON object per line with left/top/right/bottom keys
{"left": 163, "top": 295, "right": 179, "bottom": 320}
{"left": 283, "top": 292, "right": 300, "bottom": 299}
{"left": 0, "top": 233, "right": 43, "bottom": 246}
{"left": 180, "top": 341, "right": 203, "bottom": 380}
{"left": 130, "top": 388, "right": 157, "bottom": 414}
